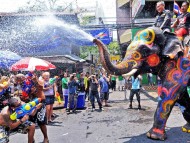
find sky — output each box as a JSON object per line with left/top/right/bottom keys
{"left": 0, "top": 0, "right": 97, "bottom": 12}
{"left": 0, "top": 0, "right": 115, "bottom": 16}
{"left": 0, "top": 0, "right": 117, "bottom": 39}
{"left": 0, "top": 0, "right": 27, "bottom": 12}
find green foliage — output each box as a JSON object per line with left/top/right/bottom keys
{"left": 107, "top": 41, "right": 120, "bottom": 55}
{"left": 80, "top": 41, "right": 120, "bottom": 59}
{"left": 80, "top": 45, "right": 98, "bottom": 59}
{"left": 80, "top": 16, "right": 95, "bottom": 26}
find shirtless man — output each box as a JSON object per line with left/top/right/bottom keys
{"left": 15, "top": 73, "right": 49, "bottom": 143}
{"left": 0, "top": 97, "right": 35, "bottom": 143}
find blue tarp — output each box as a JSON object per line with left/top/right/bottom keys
{"left": 0, "top": 50, "right": 22, "bottom": 68}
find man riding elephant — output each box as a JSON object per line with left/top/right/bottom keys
{"left": 171, "top": 2, "right": 190, "bottom": 41}
{"left": 154, "top": 1, "right": 172, "bottom": 33}
{"left": 93, "top": 25, "right": 190, "bottom": 140}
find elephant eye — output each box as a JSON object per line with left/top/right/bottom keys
{"left": 139, "top": 46, "right": 151, "bottom": 57}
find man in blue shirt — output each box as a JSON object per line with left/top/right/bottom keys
{"left": 67, "top": 74, "right": 79, "bottom": 113}
{"left": 128, "top": 75, "right": 142, "bottom": 109}
{"left": 99, "top": 70, "right": 109, "bottom": 107}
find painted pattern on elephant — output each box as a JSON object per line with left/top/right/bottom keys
{"left": 93, "top": 26, "right": 190, "bottom": 141}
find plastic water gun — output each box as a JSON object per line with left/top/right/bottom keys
{"left": 10, "top": 98, "right": 41, "bottom": 121}
{"left": 49, "top": 76, "right": 59, "bottom": 85}
{"left": 55, "top": 92, "right": 62, "bottom": 104}
{"left": 3, "top": 81, "right": 8, "bottom": 86}
{"left": 187, "top": 86, "right": 190, "bottom": 97}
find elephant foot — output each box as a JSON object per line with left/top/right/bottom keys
{"left": 146, "top": 128, "right": 167, "bottom": 141}
{"left": 182, "top": 123, "right": 190, "bottom": 133}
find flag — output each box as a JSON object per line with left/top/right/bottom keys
{"left": 174, "top": 1, "right": 181, "bottom": 16}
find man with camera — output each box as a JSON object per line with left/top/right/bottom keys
{"left": 67, "top": 74, "right": 79, "bottom": 113}
{"left": 88, "top": 75, "right": 103, "bottom": 112}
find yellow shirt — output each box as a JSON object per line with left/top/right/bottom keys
{"left": 84, "top": 77, "right": 88, "bottom": 89}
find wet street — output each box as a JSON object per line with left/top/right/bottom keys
{"left": 10, "top": 90, "right": 190, "bottom": 143}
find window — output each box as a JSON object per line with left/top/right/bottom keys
{"left": 136, "top": 1, "right": 183, "bottom": 18}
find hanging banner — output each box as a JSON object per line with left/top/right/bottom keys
{"left": 86, "top": 28, "right": 113, "bottom": 45}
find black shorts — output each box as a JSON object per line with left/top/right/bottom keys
{"left": 45, "top": 96, "right": 55, "bottom": 105}
{"left": 29, "top": 101, "right": 47, "bottom": 125}
{"left": 11, "top": 121, "right": 33, "bottom": 134}
{"left": 100, "top": 92, "right": 109, "bottom": 101}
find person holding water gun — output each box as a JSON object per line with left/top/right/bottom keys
{"left": 49, "top": 76, "right": 62, "bottom": 104}
{"left": 42, "top": 72, "right": 58, "bottom": 124}
{"left": 187, "top": 79, "right": 190, "bottom": 97}
{"left": 15, "top": 72, "right": 49, "bottom": 143}
{"left": 0, "top": 97, "right": 38, "bottom": 143}
{"left": 0, "top": 76, "right": 11, "bottom": 110}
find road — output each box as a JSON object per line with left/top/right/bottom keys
{"left": 10, "top": 90, "right": 190, "bottom": 143}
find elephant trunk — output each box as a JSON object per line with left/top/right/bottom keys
{"left": 93, "top": 39, "right": 133, "bottom": 75}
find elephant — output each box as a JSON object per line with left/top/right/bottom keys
{"left": 93, "top": 27, "right": 190, "bottom": 140}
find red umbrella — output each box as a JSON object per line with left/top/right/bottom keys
{"left": 11, "top": 57, "right": 56, "bottom": 71}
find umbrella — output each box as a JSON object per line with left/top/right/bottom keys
{"left": 0, "top": 50, "right": 22, "bottom": 68}
{"left": 11, "top": 57, "right": 56, "bottom": 71}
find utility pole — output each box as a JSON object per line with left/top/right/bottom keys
{"left": 130, "top": 0, "right": 133, "bottom": 27}
{"left": 75, "top": 0, "right": 79, "bottom": 13}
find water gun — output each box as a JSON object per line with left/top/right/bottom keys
{"left": 49, "top": 76, "right": 59, "bottom": 85}
{"left": 187, "top": 86, "right": 190, "bottom": 97}
{"left": 10, "top": 98, "right": 41, "bottom": 121}
{"left": 55, "top": 92, "right": 62, "bottom": 104}
{"left": 3, "top": 81, "right": 8, "bottom": 86}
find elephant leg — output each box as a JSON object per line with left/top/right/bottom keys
{"left": 177, "top": 91, "right": 190, "bottom": 133}
{"left": 147, "top": 95, "right": 177, "bottom": 140}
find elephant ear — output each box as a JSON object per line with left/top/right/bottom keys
{"left": 162, "top": 33, "right": 183, "bottom": 59}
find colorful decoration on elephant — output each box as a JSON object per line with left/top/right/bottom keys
{"left": 93, "top": 26, "right": 190, "bottom": 141}
{"left": 147, "top": 54, "right": 160, "bottom": 67}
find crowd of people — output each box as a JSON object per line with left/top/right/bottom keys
{"left": 0, "top": 68, "right": 147, "bottom": 143}
{"left": 0, "top": 69, "right": 130, "bottom": 143}
{"left": 0, "top": 1, "right": 188, "bottom": 142}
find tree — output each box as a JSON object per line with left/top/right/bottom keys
{"left": 80, "top": 16, "right": 96, "bottom": 26}
{"left": 17, "top": 0, "right": 72, "bottom": 13}
{"left": 80, "top": 41, "right": 120, "bottom": 59}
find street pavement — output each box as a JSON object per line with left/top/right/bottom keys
{"left": 10, "top": 89, "right": 190, "bottom": 143}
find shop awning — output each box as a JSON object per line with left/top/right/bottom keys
{"left": 117, "top": 0, "right": 130, "bottom": 7}
{"left": 37, "top": 54, "right": 85, "bottom": 63}
{"left": 120, "top": 29, "right": 132, "bottom": 44}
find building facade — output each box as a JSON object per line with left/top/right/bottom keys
{"left": 116, "top": 0, "right": 184, "bottom": 46}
